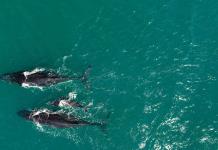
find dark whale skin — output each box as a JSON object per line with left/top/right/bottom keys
{"left": 17, "top": 110, "right": 102, "bottom": 128}
{"left": 0, "top": 70, "right": 69, "bottom": 87}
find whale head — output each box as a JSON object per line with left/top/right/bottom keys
{"left": 17, "top": 110, "right": 32, "bottom": 120}
{"left": 0, "top": 72, "right": 25, "bottom": 85}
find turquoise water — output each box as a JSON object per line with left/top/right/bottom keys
{"left": 0, "top": 0, "right": 218, "bottom": 149}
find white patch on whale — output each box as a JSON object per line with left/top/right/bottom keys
{"left": 59, "top": 100, "right": 72, "bottom": 107}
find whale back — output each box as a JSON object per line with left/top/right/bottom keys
{"left": 25, "top": 71, "right": 67, "bottom": 86}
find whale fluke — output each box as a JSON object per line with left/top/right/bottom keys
{"left": 80, "top": 65, "right": 92, "bottom": 83}
{"left": 70, "top": 65, "right": 92, "bottom": 89}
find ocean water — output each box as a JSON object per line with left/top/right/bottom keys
{"left": 0, "top": 0, "right": 217, "bottom": 149}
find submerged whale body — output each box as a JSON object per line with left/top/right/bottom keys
{"left": 0, "top": 66, "right": 91, "bottom": 87}
{"left": 17, "top": 109, "right": 103, "bottom": 128}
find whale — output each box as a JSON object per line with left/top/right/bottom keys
{"left": 17, "top": 109, "right": 103, "bottom": 128}
{"left": 48, "top": 99, "right": 88, "bottom": 112}
{"left": 49, "top": 98, "right": 84, "bottom": 108}
{"left": 0, "top": 66, "right": 91, "bottom": 88}
{"left": 48, "top": 95, "right": 88, "bottom": 111}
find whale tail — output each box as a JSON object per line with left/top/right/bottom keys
{"left": 80, "top": 65, "right": 92, "bottom": 89}
{"left": 90, "top": 122, "right": 107, "bottom": 132}
{"left": 99, "top": 122, "right": 107, "bottom": 132}
{"left": 69, "top": 65, "right": 92, "bottom": 88}
{"left": 91, "top": 112, "right": 111, "bottom": 133}
{"left": 80, "top": 65, "right": 92, "bottom": 82}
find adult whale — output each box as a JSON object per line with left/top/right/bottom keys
{"left": 17, "top": 109, "right": 104, "bottom": 128}
{"left": 0, "top": 66, "right": 91, "bottom": 88}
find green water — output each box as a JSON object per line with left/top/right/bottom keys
{"left": 0, "top": 0, "right": 218, "bottom": 149}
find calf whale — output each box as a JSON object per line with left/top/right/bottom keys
{"left": 0, "top": 66, "right": 91, "bottom": 88}
{"left": 17, "top": 109, "right": 103, "bottom": 128}
{"left": 49, "top": 98, "right": 85, "bottom": 109}
{"left": 48, "top": 94, "right": 88, "bottom": 111}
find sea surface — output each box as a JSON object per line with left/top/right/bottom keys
{"left": 0, "top": 0, "right": 217, "bottom": 150}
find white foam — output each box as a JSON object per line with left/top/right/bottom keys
{"left": 32, "top": 109, "right": 50, "bottom": 117}
{"left": 139, "top": 142, "right": 146, "bottom": 149}
{"left": 164, "top": 144, "right": 172, "bottom": 150}
{"left": 182, "top": 64, "right": 199, "bottom": 68}
{"left": 87, "top": 101, "right": 93, "bottom": 107}
{"left": 68, "top": 92, "right": 77, "bottom": 100}
{"left": 22, "top": 83, "right": 44, "bottom": 90}
{"left": 35, "top": 122, "right": 44, "bottom": 131}
{"left": 23, "top": 68, "right": 45, "bottom": 78}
